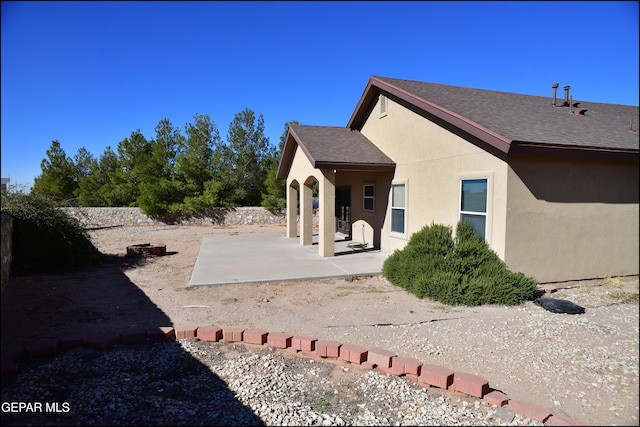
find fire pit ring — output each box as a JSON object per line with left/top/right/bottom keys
{"left": 126, "top": 243, "right": 167, "bottom": 258}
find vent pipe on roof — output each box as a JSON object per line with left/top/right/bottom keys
{"left": 563, "top": 85, "right": 570, "bottom": 106}
{"left": 551, "top": 83, "right": 559, "bottom": 106}
{"left": 569, "top": 96, "right": 587, "bottom": 115}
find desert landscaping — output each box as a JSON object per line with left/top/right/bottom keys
{"left": 1, "top": 223, "right": 638, "bottom": 426}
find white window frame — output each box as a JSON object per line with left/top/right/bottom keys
{"left": 390, "top": 181, "right": 407, "bottom": 236}
{"left": 363, "top": 183, "right": 375, "bottom": 212}
{"left": 458, "top": 174, "right": 492, "bottom": 242}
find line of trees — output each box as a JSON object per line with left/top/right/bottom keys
{"left": 30, "top": 109, "right": 296, "bottom": 216}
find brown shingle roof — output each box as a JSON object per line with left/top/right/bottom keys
{"left": 279, "top": 76, "right": 638, "bottom": 179}
{"left": 349, "top": 76, "right": 639, "bottom": 156}
{"left": 276, "top": 124, "right": 395, "bottom": 179}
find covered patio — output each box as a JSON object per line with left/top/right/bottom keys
{"left": 277, "top": 124, "right": 395, "bottom": 257}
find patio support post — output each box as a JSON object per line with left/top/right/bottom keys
{"left": 300, "top": 180, "right": 314, "bottom": 246}
{"left": 318, "top": 170, "right": 335, "bottom": 257}
{"left": 286, "top": 183, "right": 297, "bottom": 238}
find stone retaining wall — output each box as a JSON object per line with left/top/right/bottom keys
{"left": 63, "top": 207, "right": 286, "bottom": 229}
{"left": 1, "top": 212, "right": 12, "bottom": 295}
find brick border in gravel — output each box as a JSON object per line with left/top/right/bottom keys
{"left": 1, "top": 325, "right": 587, "bottom": 426}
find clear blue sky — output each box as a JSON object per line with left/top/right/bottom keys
{"left": 2, "top": 1, "right": 638, "bottom": 190}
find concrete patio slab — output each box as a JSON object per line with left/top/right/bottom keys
{"left": 189, "top": 233, "right": 389, "bottom": 286}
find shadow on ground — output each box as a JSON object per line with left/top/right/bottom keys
{"left": 1, "top": 251, "right": 264, "bottom": 426}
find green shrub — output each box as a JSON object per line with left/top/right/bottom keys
{"left": 382, "top": 221, "right": 538, "bottom": 306}
{"left": 1, "top": 192, "right": 101, "bottom": 275}
{"left": 382, "top": 223, "right": 454, "bottom": 293}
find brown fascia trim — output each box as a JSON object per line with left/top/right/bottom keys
{"left": 347, "top": 77, "right": 513, "bottom": 154}
{"left": 287, "top": 125, "right": 319, "bottom": 167}
{"left": 509, "top": 141, "right": 639, "bottom": 161}
{"left": 346, "top": 78, "right": 379, "bottom": 128}
{"left": 276, "top": 125, "right": 326, "bottom": 179}
{"left": 276, "top": 128, "right": 298, "bottom": 179}
{"left": 313, "top": 162, "right": 396, "bottom": 172}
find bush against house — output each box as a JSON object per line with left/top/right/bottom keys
{"left": 382, "top": 221, "right": 538, "bottom": 306}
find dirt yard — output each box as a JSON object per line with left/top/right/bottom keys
{"left": 1, "top": 223, "right": 638, "bottom": 426}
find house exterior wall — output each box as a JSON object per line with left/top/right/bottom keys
{"left": 284, "top": 89, "right": 638, "bottom": 282}
{"left": 505, "top": 155, "right": 639, "bottom": 283}
{"left": 288, "top": 145, "right": 323, "bottom": 186}
{"left": 358, "top": 95, "right": 510, "bottom": 259}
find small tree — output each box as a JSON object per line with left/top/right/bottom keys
{"left": 31, "top": 140, "right": 79, "bottom": 205}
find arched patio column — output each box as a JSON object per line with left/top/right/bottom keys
{"left": 300, "top": 178, "right": 314, "bottom": 246}
{"left": 286, "top": 182, "right": 298, "bottom": 238}
{"left": 318, "top": 170, "right": 335, "bottom": 257}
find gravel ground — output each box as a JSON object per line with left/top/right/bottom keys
{"left": 1, "top": 339, "right": 545, "bottom": 426}
{"left": 1, "top": 224, "right": 638, "bottom": 426}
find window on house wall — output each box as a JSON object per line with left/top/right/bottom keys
{"left": 363, "top": 184, "right": 374, "bottom": 212}
{"left": 391, "top": 184, "right": 405, "bottom": 233}
{"left": 380, "top": 94, "right": 387, "bottom": 117}
{"left": 460, "top": 178, "right": 488, "bottom": 240}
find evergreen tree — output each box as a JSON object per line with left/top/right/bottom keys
{"left": 172, "top": 113, "right": 226, "bottom": 213}
{"left": 76, "top": 146, "right": 118, "bottom": 206}
{"left": 112, "top": 129, "right": 153, "bottom": 206}
{"left": 176, "top": 113, "right": 219, "bottom": 192}
{"left": 151, "top": 118, "right": 184, "bottom": 179}
{"left": 225, "top": 108, "right": 272, "bottom": 206}
{"left": 137, "top": 118, "right": 188, "bottom": 216}
{"left": 73, "top": 147, "right": 95, "bottom": 181}
{"left": 97, "top": 146, "right": 133, "bottom": 207}
{"left": 32, "top": 140, "right": 79, "bottom": 205}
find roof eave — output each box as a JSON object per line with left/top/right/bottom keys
{"left": 276, "top": 125, "right": 320, "bottom": 180}
{"left": 509, "top": 141, "right": 639, "bottom": 161}
{"left": 314, "top": 162, "right": 396, "bottom": 172}
{"left": 276, "top": 127, "right": 301, "bottom": 179}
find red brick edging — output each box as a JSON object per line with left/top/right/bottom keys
{"left": 1, "top": 325, "right": 586, "bottom": 426}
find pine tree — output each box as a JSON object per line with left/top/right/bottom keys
{"left": 137, "top": 118, "right": 187, "bottom": 216}
{"left": 31, "top": 140, "right": 79, "bottom": 205}
{"left": 225, "top": 108, "right": 272, "bottom": 206}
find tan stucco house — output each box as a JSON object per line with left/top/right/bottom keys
{"left": 276, "top": 76, "right": 639, "bottom": 283}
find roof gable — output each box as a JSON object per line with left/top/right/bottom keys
{"left": 276, "top": 124, "right": 395, "bottom": 180}
{"left": 348, "top": 76, "right": 639, "bottom": 158}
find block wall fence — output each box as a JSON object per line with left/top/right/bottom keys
{"left": 62, "top": 206, "right": 287, "bottom": 228}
